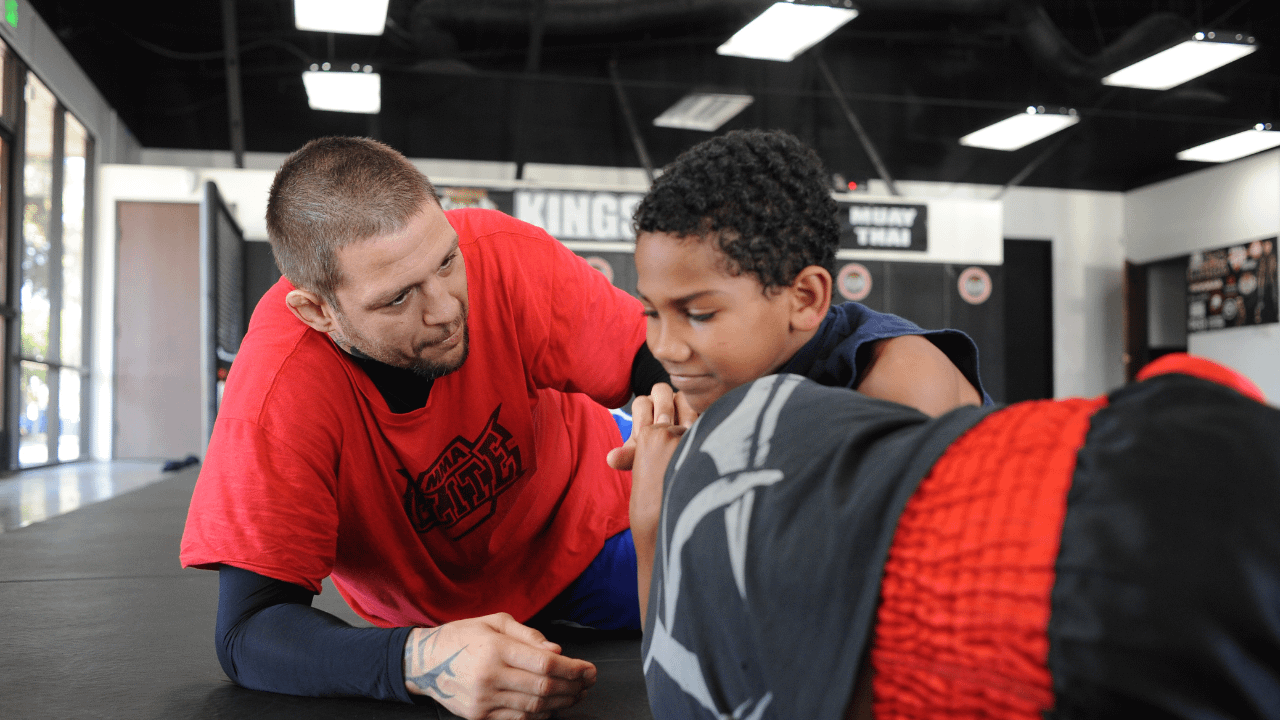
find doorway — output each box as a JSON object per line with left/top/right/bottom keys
{"left": 1003, "top": 239, "right": 1054, "bottom": 402}
{"left": 114, "top": 201, "right": 202, "bottom": 460}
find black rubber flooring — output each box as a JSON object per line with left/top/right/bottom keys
{"left": 0, "top": 467, "right": 652, "bottom": 719}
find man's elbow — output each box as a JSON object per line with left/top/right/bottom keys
{"left": 214, "top": 618, "right": 243, "bottom": 685}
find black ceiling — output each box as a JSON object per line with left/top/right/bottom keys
{"left": 27, "top": 0, "right": 1280, "bottom": 192}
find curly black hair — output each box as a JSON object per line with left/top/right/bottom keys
{"left": 633, "top": 128, "right": 838, "bottom": 291}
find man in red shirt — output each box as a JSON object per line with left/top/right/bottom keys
{"left": 181, "top": 137, "right": 663, "bottom": 719}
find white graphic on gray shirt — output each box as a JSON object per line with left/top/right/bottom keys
{"left": 645, "top": 375, "right": 804, "bottom": 717}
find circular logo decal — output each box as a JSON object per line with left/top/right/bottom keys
{"left": 836, "top": 263, "right": 873, "bottom": 301}
{"left": 957, "top": 266, "right": 992, "bottom": 305}
{"left": 584, "top": 256, "right": 614, "bottom": 284}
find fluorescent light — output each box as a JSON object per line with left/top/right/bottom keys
{"left": 303, "top": 70, "right": 381, "bottom": 114}
{"left": 717, "top": 2, "right": 859, "bottom": 62}
{"left": 959, "top": 107, "right": 1079, "bottom": 151}
{"left": 1177, "top": 124, "right": 1280, "bottom": 162}
{"left": 653, "top": 93, "right": 754, "bottom": 131}
{"left": 294, "top": 0, "right": 389, "bottom": 36}
{"left": 1102, "top": 33, "right": 1257, "bottom": 90}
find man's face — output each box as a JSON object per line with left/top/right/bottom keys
{"left": 329, "top": 201, "right": 470, "bottom": 378}
{"left": 635, "top": 231, "right": 801, "bottom": 413}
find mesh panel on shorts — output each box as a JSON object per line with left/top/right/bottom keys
{"left": 870, "top": 396, "right": 1106, "bottom": 719}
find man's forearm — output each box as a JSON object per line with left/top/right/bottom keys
{"left": 217, "top": 565, "right": 414, "bottom": 702}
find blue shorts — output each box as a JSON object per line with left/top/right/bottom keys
{"left": 531, "top": 529, "right": 641, "bottom": 631}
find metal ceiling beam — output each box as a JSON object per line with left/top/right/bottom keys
{"left": 525, "top": 0, "right": 549, "bottom": 73}
{"left": 220, "top": 0, "right": 246, "bottom": 168}
{"left": 816, "top": 54, "right": 900, "bottom": 197}
{"left": 609, "top": 55, "right": 656, "bottom": 183}
{"left": 514, "top": 0, "right": 550, "bottom": 179}
{"left": 991, "top": 129, "right": 1074, "bottom": 200}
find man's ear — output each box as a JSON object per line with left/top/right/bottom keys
{"left": 285, "top": 288, "right": 340, "bottom": 334}
{"left": 788, "top": 265, "right": 832, "bottom": 332}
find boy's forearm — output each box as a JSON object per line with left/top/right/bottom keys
{"left": 626, "top": 385, "right": 697, "bottom": 631}
{"left": 630, "top": 457, "right": 664, "bottom": 630}
{"left": 632, "top": 520, "right": 658, "bottom": 629}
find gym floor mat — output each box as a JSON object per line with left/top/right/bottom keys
{"left": 0, "top": 466, "right": 652, "bottom": 719}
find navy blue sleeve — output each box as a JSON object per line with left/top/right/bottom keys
{"left": 782, "top": 302, "right": 993, "bottom": 404}
{"left": 216, "top": 565, "right": 417, "bottom": 703}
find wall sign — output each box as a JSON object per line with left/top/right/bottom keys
{"left": 1187, "top": 238, "right": 1278, "bottom": 333}
{"left": 514, "top": 190, "right": 643, "bottom": 241}
{"left": 583, "top": 256, "right": 615, "bottom": 284}
{"left": 957, "top": 266, "right": 992, "bottom": 305}
{"left": 439, "top": 187, "right": 510, "bottom": 213}
{"left": 839, "top": 201, "right": 928, "bottom": 252}
{"left": 836, "top": 262, "right": 873, "bottom": 301}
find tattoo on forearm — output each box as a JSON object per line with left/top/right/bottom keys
{"left": 407, "top": 647, "right": 466, "bottom": 699}
{"left": 404, "top": 630, "right": 465, "bottom": 696}
{"left": 412, "top": 628, "right": 442, "bottom": 656}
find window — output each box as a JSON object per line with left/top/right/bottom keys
{"left": 7, "top": 59, "right": 93, "bottom": 468}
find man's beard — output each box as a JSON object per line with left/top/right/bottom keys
{"left": 335, "top": 315, "right": 470, "bottom": 380}
{"left": 404, "top": 325, "right": 470, "bottom": 379}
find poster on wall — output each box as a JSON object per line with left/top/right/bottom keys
{"left": 838, "top": 201, "right": 928, "bottom": 252}
{"left": 438, "top": 187, "right": 514, "bottom": 215}
{"left": 1187, "top": 237, "right": 1278, "bottom": 333}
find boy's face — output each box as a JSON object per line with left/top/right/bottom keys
{"left": 635, "top": 231, "right": 804, "bottom": 413}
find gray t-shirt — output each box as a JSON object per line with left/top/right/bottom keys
{"left": 642, "top": 374, "right": 991, "bottom": 720}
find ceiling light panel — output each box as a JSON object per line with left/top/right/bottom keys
{"left": 653, "top": 93, "right": 755, "bottom": 131}
{"left": 717, "top": 2, "right": 859, "bottom": 62}
{"left": 302, "top": 70, "right": 381, "bottom": 114}
{"left": 959, "top": 108, "right": 1079, "bottom": 151}
{"left": 294, "top": 0, "right": 389, "bottom": 35}
{"left": 1102, "top": 33, "right": 1257, "bottom": 91}
{"left": 1177, "top": 124, "right": 1280, "bottom": 163}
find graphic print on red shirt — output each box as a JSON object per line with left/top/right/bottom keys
{"left": 399, "top": 404, "right": 525, "bottom": 539}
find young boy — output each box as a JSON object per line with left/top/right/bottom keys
{"left": 606, "top": 128, "right": 986, "bottom": 471}
{"left": 627, "top": 130, "right": 1280, "bottom": 720}
{"left": 634, "top": 129, "right": 986, "bottom": 417}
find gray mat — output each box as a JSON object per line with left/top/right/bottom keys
{"left": 0, "top": 467, "right": 651, "bottom": 719}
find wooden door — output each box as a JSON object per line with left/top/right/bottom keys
{"left": 114, "top": 202, "right": 202, "bottom": 459}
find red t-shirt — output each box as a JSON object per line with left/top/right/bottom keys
{"left": 181, "top": 208, "right": 645, "bottom": 627}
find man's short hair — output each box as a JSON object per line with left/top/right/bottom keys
{"left": 266, "top": 137, "right": 439, "bottom": 304}
{"left": 632, "top": 128, "right": 838, "bottom": 292}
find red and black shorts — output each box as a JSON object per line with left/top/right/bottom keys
{"left": 872, "top": 357, "right": 1280, "bottom": 718}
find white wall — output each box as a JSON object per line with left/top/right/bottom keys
{"left": 1125, "top": 149, "right": 1280, "bottom": 404}
{"left": 885, "top": 180, "right": 1127, "bottom": 399}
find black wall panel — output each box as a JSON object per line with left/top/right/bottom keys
{"left": 243, "top": 241, "right": 283, "bottom": 324}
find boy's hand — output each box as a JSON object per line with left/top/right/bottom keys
{"left": 607, "top": 383, "right": 697, "bottom": 471}
{"left": 624, "top": 384, "right": 699, "bottom": 628}
{"left": 403, "top": 613, "right": 597, "bottom": 720}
